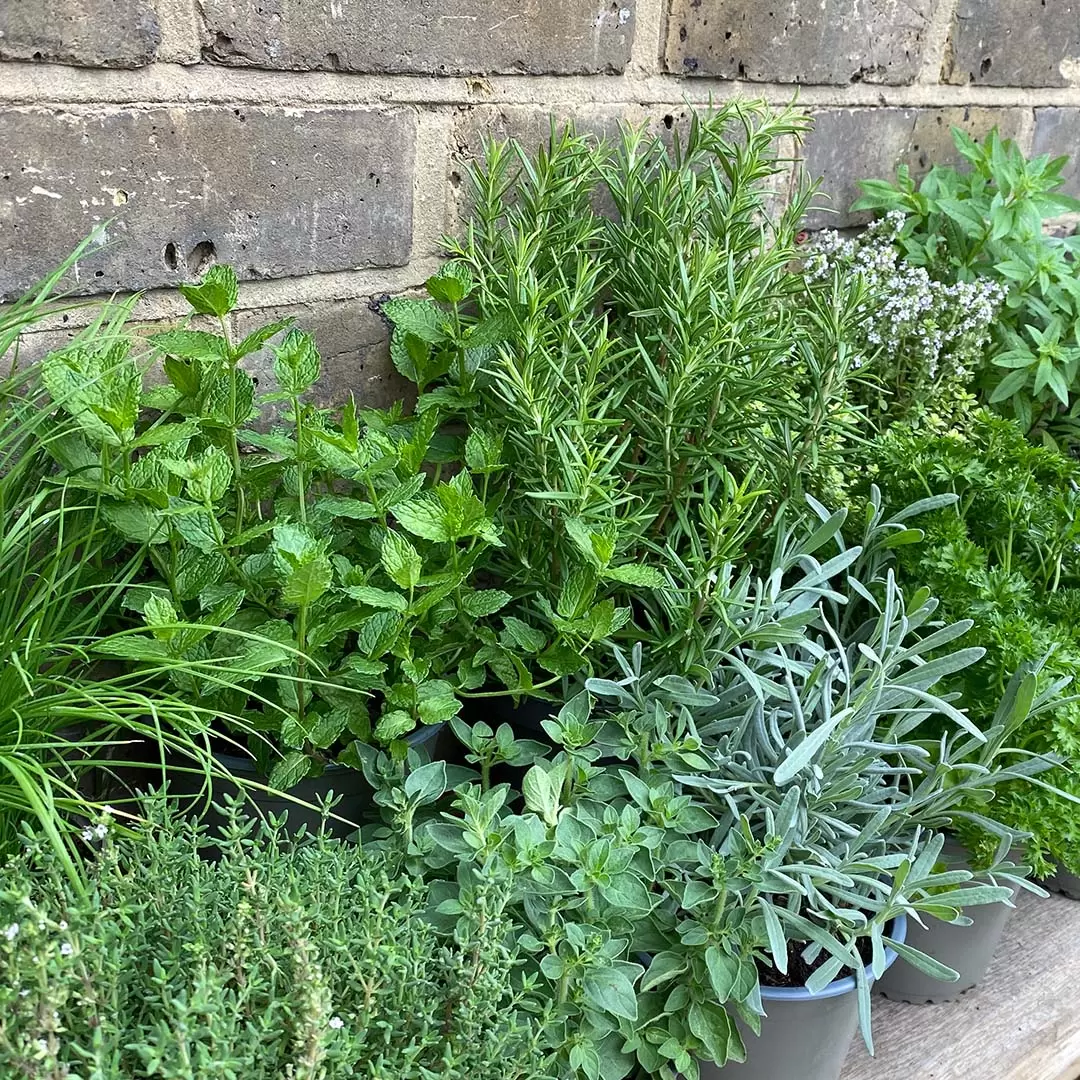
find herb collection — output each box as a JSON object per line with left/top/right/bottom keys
{"left": 3, "top": 103, "right": 1080, "bottom": 1080}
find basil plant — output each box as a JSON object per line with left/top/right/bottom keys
{"left": 400, "top": 494, "right": 1057, "bottom": 1080}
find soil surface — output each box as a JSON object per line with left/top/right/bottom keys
{"left": 758, "top": 930, "right": 874, "bottom": 989}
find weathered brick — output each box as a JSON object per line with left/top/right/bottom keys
{"left": 1033, "top": 109, "right": 1080, "bottom": 199}
{"left": 0, "top": 106, "right": 414, "bottom": 301}
{"left": 233, "top": 297, "right": 409, "bottom": 412}
{"left": 199, "top": 0, "right": 634, "bottom": 75}
{"left": 0, "top": 0, "right": 162, "bottom": 68}
{"left": 451, "top": 103, "right": 794, "bottom": 227}
{"left": 946, "top": 0, "right": 1080, "bottom": 87}
{"left": 665, "top": 0, "right": 932, "bottom": 84}
{"left": 801, "top": 107, "right": 1028, "bottom": 228}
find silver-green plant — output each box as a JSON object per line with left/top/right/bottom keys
{"left": 408, "top": 497, "right": 1058, "bottom": 1080}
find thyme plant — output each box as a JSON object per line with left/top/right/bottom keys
{"left": 0, "top": 800, "right": 548, "bottom": 1079}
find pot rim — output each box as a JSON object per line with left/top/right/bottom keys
{"left": 760, "top": 913, "right": 908, "bottom": 1002}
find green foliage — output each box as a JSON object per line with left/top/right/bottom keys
{"left": 869, "top": 411, "right": 1080, "bottom": 874}
{"left": 41, "top": 266, "right": 563, "bottom": 788}
{"left": 0, "top": 245, "right": 263, "bottom": 878}
{"left": 362, "top": 503, "right": 1045, "bottom": 1080}
{"left": 0, "top": 800, "right": 548, "bottom": 1079}
{"left": 384, "top": 103, "right": 869, "bottom": 669}
{"left": 854, "top": 127, "right": 1080, "bottom": 444}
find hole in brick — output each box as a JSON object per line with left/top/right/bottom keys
{"left": 450, "top": 170, "right": 462, "bottom": 187}
{"left": 662, "top": 114, "right": 674, "bottom": 130}
{"left": 326, "top": 51, "right": 343, "bottom": 70}
{"left": 32, "top": 51, "right": 42, "bottom": 61}
{"left": 980, "top": 56, "right": 992, "bottom": 76}
{"left": 187, "top": 240, "right": 216, "bottom": 277}
{"left": 94, "top": 270, "right": 104, "bottom": 278}
{"left": 725, "top": 30, "right": 732, "bottom": 39}
{"left": 737, "top": 61, "right": 746, "bottom": 77}
{"left": 163, "top": 242, "right": 180, "bottom": 271}
{"left": 679, "top": 25, "right": 687, "bottom": 41}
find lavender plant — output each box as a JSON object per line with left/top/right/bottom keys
{"left": 379, "top": 498, "right": 1055, "bottom": 1080}
{"left": 0, "top": 799, "right": 550, "bottom": 1079}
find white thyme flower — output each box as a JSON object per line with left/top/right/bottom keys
{"left": 3, "top": 923, "right": 19, "bottom": 941}
{"left": 60, "top": 942, "right": 73, "bottom": 957}
{"left": 328, "top": 1016, "right": 344, "bottom": 1030}
{"left": 102, "top": 806, "right": 116, "bottom": 817}
{"left": 19, "top": 988, "right": 29, "bottom": 998}
{"left": 81, "top": 827, "right": 95, "bottom": 843}
{"left": 58, "top": 921, "right": 68, "bottom": 931}
{"left": 93, "top": 823, "right": 107, "bottom": 840}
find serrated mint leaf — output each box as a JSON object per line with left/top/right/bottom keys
{"left": 462, "top": 589, "right": 512, "bottom": 618}
{"left": 178, "top": 264, "right": 238, "bottom": 317}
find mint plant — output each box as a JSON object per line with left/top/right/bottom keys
{"left": 41, "top": 265, "right": 566, "bottom": 789}
{"left": 854, "top": 127, "right": 1080, "bottom": 445}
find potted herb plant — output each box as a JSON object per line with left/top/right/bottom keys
{"left": 867, "top": 411, "right": 1080, "bottom": 891}
{"left": 40, "top": 265, "right": 564, "bottom": 825}
{"left": 0, "top": 797, "right": 548, "bottom": 1078}
{"left": 371, "top": 498, "right": 1051, "bottom": 1080}
{"left": 382, "top": 102, "right": 871, "bottom": 738}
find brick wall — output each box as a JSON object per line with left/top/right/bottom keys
{"left": 2, "top": 0, "right": 1079, "bottom": 397}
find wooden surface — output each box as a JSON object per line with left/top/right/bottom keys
{"left": 843, "top": 890, "right": 1080, "bottom": 1080}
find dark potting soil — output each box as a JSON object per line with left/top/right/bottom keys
{"left": 758, "top": 931, "right": 874, "bottom": 989}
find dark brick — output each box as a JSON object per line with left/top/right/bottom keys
{"left": 233, "top": 297, "right": 409, "bottom": 412}
{"left": 801, "top": 107, "right": 1028, "bottom": 228}
{"left": 200, "top": 0, "right": 634, "bottom": 75}
{"left": 665, "top": 0, "right": 933, "bottom": 84}
{"left": 1033, "top": 109, "right": 1080, "bottom": 199}
{"left": 0, "top": 0, "right": 162, "bottom": 68}
{"left": 0, "top": 106, "right": 415, "bottom": 300}
{"left": 947, "top": 0, "right": 1080, "bottom": 87}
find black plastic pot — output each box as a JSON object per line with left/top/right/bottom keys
{"left": 1043, "top": 865, "right": 1080, "bottom": 900}
{"left": 703, "top": 916, "right": 907, "bottom": 1080}
{"left": 106, "top": 724, "right": 448, "bottom": 840}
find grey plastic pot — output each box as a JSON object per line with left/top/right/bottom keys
{"left": 699, "top": 915, "right": 907, "bottom": 1080}
{"left": 1044, "top": 865, "right": 1080, "bottom": 900}
{"left": 874, "top": 893, "right": 1017, "bottom": 1004}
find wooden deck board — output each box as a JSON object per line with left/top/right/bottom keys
{"left": 842, "top": 891, "right": 1080, "bottom": 1080}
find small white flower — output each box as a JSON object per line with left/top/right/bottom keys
{"left": 36, "top": 1039, "right": 47, "bottom": 1053}
{"left": 58, "top": 921, "right": 68, "bottom": 931}
{"left": 81, "top": 827, "right": 95, "bottom": 843}
{"left": 93, "top": 823, "right": 107, "bottom": 840}
{"left": 102, "top": 806, "right": 116, "bottom": 817}
{"left": 19, "top": 988, "right": 29, "bottom": 998}
{"left": 3, "top": 923, "right": 19, "bottom": 941}
{"left": 60, "top": 942, "right": 73, "bottom": 957}
{"left": 38, "top": 921, "right": 46, "bottom": 931}
{"left": 328, "top": 1016, "right": 344, "bottom": 1030}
